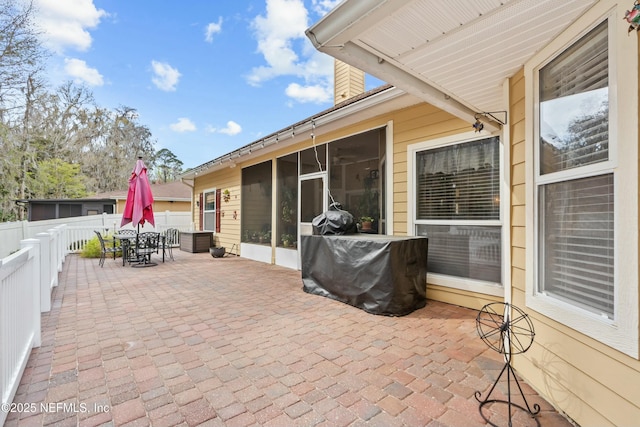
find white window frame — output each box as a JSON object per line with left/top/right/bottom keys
{"left": 408, "top": 130, "right": 506, "bottom": 297}
{"left": 202, "top": 187, "right": 217, "bottom": 232}
{"left": 525, "top": 4, "right": 638, "bottom": 358}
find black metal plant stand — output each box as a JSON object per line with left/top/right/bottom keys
{"left": 474, "top": 302, "right": 540, "bottom": 427}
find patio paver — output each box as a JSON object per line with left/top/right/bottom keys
{"left": 4, "top": 251, "right": 576, "bottom": 426}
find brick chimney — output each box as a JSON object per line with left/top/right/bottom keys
{"left": 334, "top": 59, "right": 364, "bottom": 105}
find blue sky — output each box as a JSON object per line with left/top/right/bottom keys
{"left": 31, "top": 0, "right": 384, "bottom": 170}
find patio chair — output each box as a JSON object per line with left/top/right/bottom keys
{"left": 114, "top": 229, "right": 137, "bottom": 265}
{"left": 94, "top": 231, "right": 119, "bottom": 268}
{"left": 164, "top": 228, "right": 180, "bottom": 260}
{"left": 133, "top": 232, "right": 161, "bottom": 266}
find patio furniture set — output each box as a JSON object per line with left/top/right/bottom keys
{"left": 95, "top": 228, "right": 180, "bottom": 268}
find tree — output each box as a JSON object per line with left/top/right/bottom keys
{"left": 153, "top": 148, "right": 183, "bottom": 183}
{"left": 28, "top": 158, "right": 88, "bottom": 198}
{"left": 0, "top": 0, "right": 45, "bottom": 121}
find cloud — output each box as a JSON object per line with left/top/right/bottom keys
{"left": 32, "top": 0, "right": 106, "bottom": 54}
{"left": 63, "top": 58, "right": 104, "bottom": 86}
{"left": 285, "top": 82, "right": 331, "bottom": 104}
{"left": 205, "top": 18, "right": 223, "bottom": 43}
{"left": 170, "top": 118, "right": 196, "bottom": 132}
{"left": 207, "top": 121, "right": 242, "bottom": 136}
{"left": 247, "top": 0, "right": 334, "bottom": 104}
{"left": 311, "top": 0, "right": 342, "bottom": 15}
{"left": 151, "top": 61, "right": 181, "bottom": 91}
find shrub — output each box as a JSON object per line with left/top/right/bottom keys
{"left": 81, "top": 235, "right": 102, "bottom": 258}
{"left": 81, "top": 234, "right": 121, "bottom": 258}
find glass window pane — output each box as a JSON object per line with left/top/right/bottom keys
{"left": 539, "top": 21, "right": 608, "bottom": 175}
{"left": 416, "top": 137, "right": 500, "bottom": 220}
{"left": 204, "top": 192, "right": 216, "bottom": 210}
{"left": 203, "top": 211, "right": 215, "bottom": 231}
{"left": 416, "top": 224, "right": 501, "bottom": 283}
{"left": 538, "top": 174, "right": 614, "bottom": 318}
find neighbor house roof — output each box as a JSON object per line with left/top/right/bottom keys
{"left": 305, "top": 0, "right": 599, "bottom": 130}
{"left": 92, "top": 181, "right": 191, "bottom": 202}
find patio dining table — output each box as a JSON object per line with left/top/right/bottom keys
{"left": 114, "top": 232, "right": 166, "bottom": 267}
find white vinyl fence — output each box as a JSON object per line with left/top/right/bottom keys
{"left": 0, "top": 211, "right": 193, "bottom": 258}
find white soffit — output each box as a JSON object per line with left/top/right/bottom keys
{"left": 309, "top": 0, "right": 599, "bottom": 117}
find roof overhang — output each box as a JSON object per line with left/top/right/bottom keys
{"left": 181, "top": 86, "right": 421, "bottom": 179}
{"left": 306, "top": 0, "right": 599, "bottom": 130}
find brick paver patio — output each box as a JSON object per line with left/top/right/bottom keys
{"left": 4, "top": 250, "right": 575, "bottom": 426}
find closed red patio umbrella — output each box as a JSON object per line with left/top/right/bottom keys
{"left": 121, "top": 157, "right": 155, "bottom": 229}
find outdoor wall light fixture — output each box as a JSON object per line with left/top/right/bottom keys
{"left": 473, "top": 111, "right": 507, "bottom": 132}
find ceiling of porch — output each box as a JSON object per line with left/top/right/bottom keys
{"left": 307, "top": 0, "right": 600, "bottom": 128}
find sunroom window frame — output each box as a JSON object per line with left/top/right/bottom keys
{"left": 525, "top": 5, "right": 638, "bottom": 358}
{"left": 408, "top": 130, "right": 506, "bottom": 297}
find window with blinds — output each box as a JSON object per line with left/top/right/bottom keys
{"left": 537, "top": 19, "right": 614, "bottom": 319}
{"left": 415, "top": 136, "right": 501, "bottom": 284}
{"left": 539, "top": 20, "right": 608, "bottom": 175}
{"left": 539, "top": 175, "right": 614, "bottom": 318}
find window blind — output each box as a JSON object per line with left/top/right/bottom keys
{"left": 539, "top": 20, "right": 608, "bottom": 175}
{"left": 539, "top": 174, "right": 614, "bottom": 318}
{"left": 416, "top": 137, "right": 500, "bottom": 220}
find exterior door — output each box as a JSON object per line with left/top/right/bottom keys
{"left": 299, "top": 173, "right": 327, "bottom": 239}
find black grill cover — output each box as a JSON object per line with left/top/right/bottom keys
{"left": 311, "top": 203, "right": 358, "bottom": 235}
{"left": 301, "top": 235, "right": 428, "bottom": 316}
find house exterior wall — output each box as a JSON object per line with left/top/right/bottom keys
{"left": 508, "top": 7, "right": 640, "bottom": 424}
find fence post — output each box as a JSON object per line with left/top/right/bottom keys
{"left": 20, "top": 238, "right": 42, "bottom": 347}
{"left": 36, "top": 233, "right": 52, "bottom": 312}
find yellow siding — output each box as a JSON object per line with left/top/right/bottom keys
{"left": 334, "top": 60, "right": 365, "bottom": 104}
{"left": 115, "top": 200, "right": 190, "bottom": 214}
{"left": 426, "top": 285, "right": 500, "bottom": 311}
{"left": 153, "top": 200, "right": 190, "bottom": 213}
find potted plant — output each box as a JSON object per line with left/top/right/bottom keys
{"left": 360, "top": 216, "right": 374, "bottom": 231}
{"left": 281, "top": 233, "right": 294, "bottom": 247}
{"left": 222, "top": 189, "right": 231, "bottom": 203}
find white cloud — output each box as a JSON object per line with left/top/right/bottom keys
{"left": 285, "top": 82, "right": 331, "bottom": 104}
{"left": 151, "top": 61, "right": 181, "bottom": 92}
{"left": 247, "top": 0, "right": 334, "bottom": 104}
{"left": 63, "top": 58, "right": 104, "bottom": 86}
{"left": 207, "top": 121, "right": 242, "bottom": 136}
{"left": 311, "top": 0, "right": 342, "bottom": 15}
{"left": 32, "top": 0, "right": 106, "bottom": 54}
{"left": 205, "top": 18, "right": 223, "bottom": 43}
{"left": 248, "top": 0, "right": 309, "bottom": 83}
{"left": 170, "top": 118, "right": 196, "bottom": 132}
